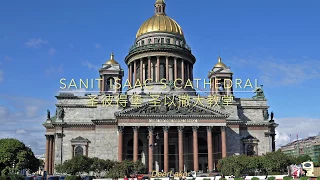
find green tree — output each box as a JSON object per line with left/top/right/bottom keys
{"left": 0, "top": 138, "right": 40, "bottom": 175}
{"left": 55, "top": 155, "right": 92, "bottom": 175}
{"left": 90, "top": 158, "right": 115, "bottom": 178}
{"left": 262, "top": 150, "right": 293, "bottom": 173}
{"left": 293, "top": 154, "right": 311, "bottom": 164}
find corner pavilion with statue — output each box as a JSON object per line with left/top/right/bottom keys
{"left": 43, "top": 0, "right": 278, "bottom": 176}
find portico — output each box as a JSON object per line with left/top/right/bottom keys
{"left": 115, "top": 95, "right": 229, "bottom": 173}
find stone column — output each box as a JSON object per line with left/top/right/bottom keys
{"left": 178, "top": 126, "right": 184, "bottom": 172}
{"left": 101, "top": 75, "right": 105, "bottom": 93}
{"left": 163, "top": 126, "right": 170, "bottom": 172}
{"left": 133, "top": 126, "right": 139, "bottom": 162}
{"left": 192, "top": 126, "right": 199, "bottom": 171}
{"left": 207, "top": 126, "right": 213, "bottom": 172}
{"left": 169, "top": 65, "right": 173, "bottom": 81}
{"left": 55, "top": 133, "right": 63, "bottom": 165}
{"left": 133, "top": 61, "right": 137, "bottom": 85}
{"left": 166, "top": 56, "right": 169, "bottom": 81}
{"left": 140, "top": 59, "right": 143, "bottom": 81}
{"left": 211, "top": 78, "right": 215, "bottom": 95}
{"left": 190, "top": 66, "right": 193, "bottom": 81}
{"left": 174, "top": 58, "right": 177, "bottom": 80}
{"left": 186, "top": 63, "right": 190, "bottom": 81}
{"left": 118, "top": 126, "right": 124, "bottom": 162}
{"left": 48, "top": 136, "right": 52, "bottom": 175}
{"left": 148, "top": 57, "right": 151, "bottom": 80}
{"left": 72, "top": 145, "right": 75, "bottom": 158}
{"left": 85, "top": 145, "right": 88, "bottom": 157}
{"left": 129, "top": 63, "right": 132, "bottom": 86}
{"left": 181, "top": 59, "right": 185, "bottom": 83}
{"left": 45, "top": 135, "right": 50, "bottom": 173}
{"left": 51, "top": 136, "right": 55, "bottom": 174}
{"left": 156, "top": 56, "right": 160, "bottom": 82}
{"left": 221, "top": 126, "right": 227, "bottom": 158}
{"left": 148, "top": 126, "right": 154, "bottom": 173}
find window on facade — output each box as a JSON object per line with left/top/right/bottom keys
{"left": 159, "top": 63, "right": 166, "bottom": 80}
{"left": 141, "top": 40, "right": 144, "bottom": 46}
{"left": 145, "top": 64, "right": 148, "bottom": 79}
{"left": 152, "top": 64, "right": 156, "bottom": 82}
{"left": 148, "top": 39, "right": 152, "bottom": 44}
{"left": 154, "top": 38, "right": 158, "bottom": 44}
{"left": 166, "top": 38, "right": 171, "bottom": 44}
{"left": 75, "top": 146, "right": 83, "bottom": 156}
{"left": 161, "top": 38, "right": 164, "bottom": 44}
{"left": 106, "top": 77, "right": 115, "bottom": 91}
{"left": 247, "top": 145, "right": 255, "bottom": 156}
{"left": 136, "top": 67, "right": 140, "bottom": 81}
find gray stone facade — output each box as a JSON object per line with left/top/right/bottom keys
{"left": 43, "top": 0, "right": 278, "bottom": 175}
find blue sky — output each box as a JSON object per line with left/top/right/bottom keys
{"left": 0, "top": 0, "right": 319, "bottom": 155}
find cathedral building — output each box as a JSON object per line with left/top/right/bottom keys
{"left": 43, "top": 0, "right": 277, "bottom": 175}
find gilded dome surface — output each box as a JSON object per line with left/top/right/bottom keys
{"left": 214, "top": 57, "right": 227, "bottom": 68}
{"left": 136, "top": 0, "right": 184, "bottom": 38}
{"left": 105, "top": 52, "right": 119, "bottom": 65}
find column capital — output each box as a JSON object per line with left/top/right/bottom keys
{"left": 221, "top": 126, "right": 226, "bottom": 132}
{"left": 132, "top": 126, "right": 140, "bottom": 132}
{"left": 166, "top": 56, "right": 169, "bottom": 60}
{"left": 192, "top": 126, "right": 199, "bottom": 132}
{"left": 174, "top": 57, "right": 177, "bottom": 60}
{"left": 206, "top": 126, "right": 213, "bottom": 132}
{"left": 45, "top": 135, "right": 51, "bottom": 140}
{"left": 118, "top": 126, "right": 124, "bottom": 132}
{"left": 163, "top": 126, "right": 170, "bottom": 132}
{"left": 148, "top": 126, "right": 155, "bottom": 132}
{"left": 148, "top": 56, "right": 152, "bottom": 60}
{"left": 177, "top": 126, "right": 184, "bottom": 132}
{"left": 56, "top": 133, "right": 63, "bottom": 138}
{"left": 156, "top": 56, "right": 160, "bottom": 59}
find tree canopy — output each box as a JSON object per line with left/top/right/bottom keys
{"left": 0, "top": 138, "right": 40, "bottom": 176}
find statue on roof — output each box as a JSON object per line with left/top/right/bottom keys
{"left": 47, "top": 109, "right": 50, "bottom": 119}
{"left": 56, "top": 107, "right": 65, "bottom": 120}
{"left": 270, "top": 111, "right": 274, "bottom": 121}
{"left": 253, "top": 85, "right": 266, "bottom": 100}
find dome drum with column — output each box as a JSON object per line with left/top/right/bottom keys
{"left": 125, "top": 0, "right": 197, "bottom": 95}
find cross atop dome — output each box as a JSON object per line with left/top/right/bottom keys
{"left": 155, "top": 0, "right": 166, "bottom": 15}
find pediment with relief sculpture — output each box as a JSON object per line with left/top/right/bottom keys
{"left": 115, "top": 95, "right": 230, "bottom": 118}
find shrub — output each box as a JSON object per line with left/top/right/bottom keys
{"left": 251, "top": 177, "right": 259, "bottom": 180}
{"left": 234, "top": 178, "right": 242, "bottom": 180}
{"left": 267, "top": 177, "right": 275, "bottom": 180}
{"left": 299, "top": 177, "right": 309, "bottom": 180}
{"left": 65, "top": 175, "right": 82, "bottom": 180}
{"left": 219, "top": 178, "right": 227, "bottom": 180}
{"left": 317, "top": 177, "right": 320, "bottom": 180}
{"left": 0, "top": 174, "right": 24, "bottom": 180}
{"left": 203, "top": 178, "right": 211, "bottom": 180}
{"left": 283, "top": 176, "right": 293, "bottom": 180}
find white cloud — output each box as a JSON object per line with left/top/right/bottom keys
{"left": 82, "top": 61, "right": 99, "bottom": 70}
{"left": 0, "top": 70, "right": 3, "bottom": 82}
{"left": 25, "top": 38, "right": 49, "bottom": 48}
{"left": 48, "top": 48, "right": 56, "bottom": 55}
{"left": 0, "top": 95, "right": 54, "bottom": 155}
{"left": 45, "top": 64, "right": 63, "bottom": 75}
{"left": 275, "top": 117, "right": 320, "bottom": 149}
{"left": 230, "top": 56, "right": 320, "bottom": 86}
{"left": 95, "top": 44, "right": 101, "bottom": 49}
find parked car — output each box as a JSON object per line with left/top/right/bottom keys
{"left": 35, "top": 176, "right": 44, "bottom": 180}
{"left": 82, "top": 176, "right": 95, "bottom": 180}
{"left": 59, "top": 176, "right": 66, "bottom": 180}
{"left": 48, "top": 176, "right": 60, "bottom": 180}
{"left": 25, "top": 177, "right": 33, "bottom": 180}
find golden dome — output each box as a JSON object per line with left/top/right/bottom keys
{"left": 214, "top": 56, "right": 227, "bottom": 68}
{"left": 105, "top": 52, "right": 119, "bottom": 65}
{"left": 136, "top": 0, "right": 184, "bottom": 38}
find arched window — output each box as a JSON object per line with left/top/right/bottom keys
{"left": 159, "top": 63, "right": 166, "bottom": 80}
{"left": 106, "top": 77, "right": 115, "bottom": 91}
{"left": 136, "top": 66, "right": 140, "bottom": 81}
{"left": 75, "top": 146, "right": 83, "bottom": 156}
{"left": 145, "top": 64, "right": 148, "bottom": 79}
